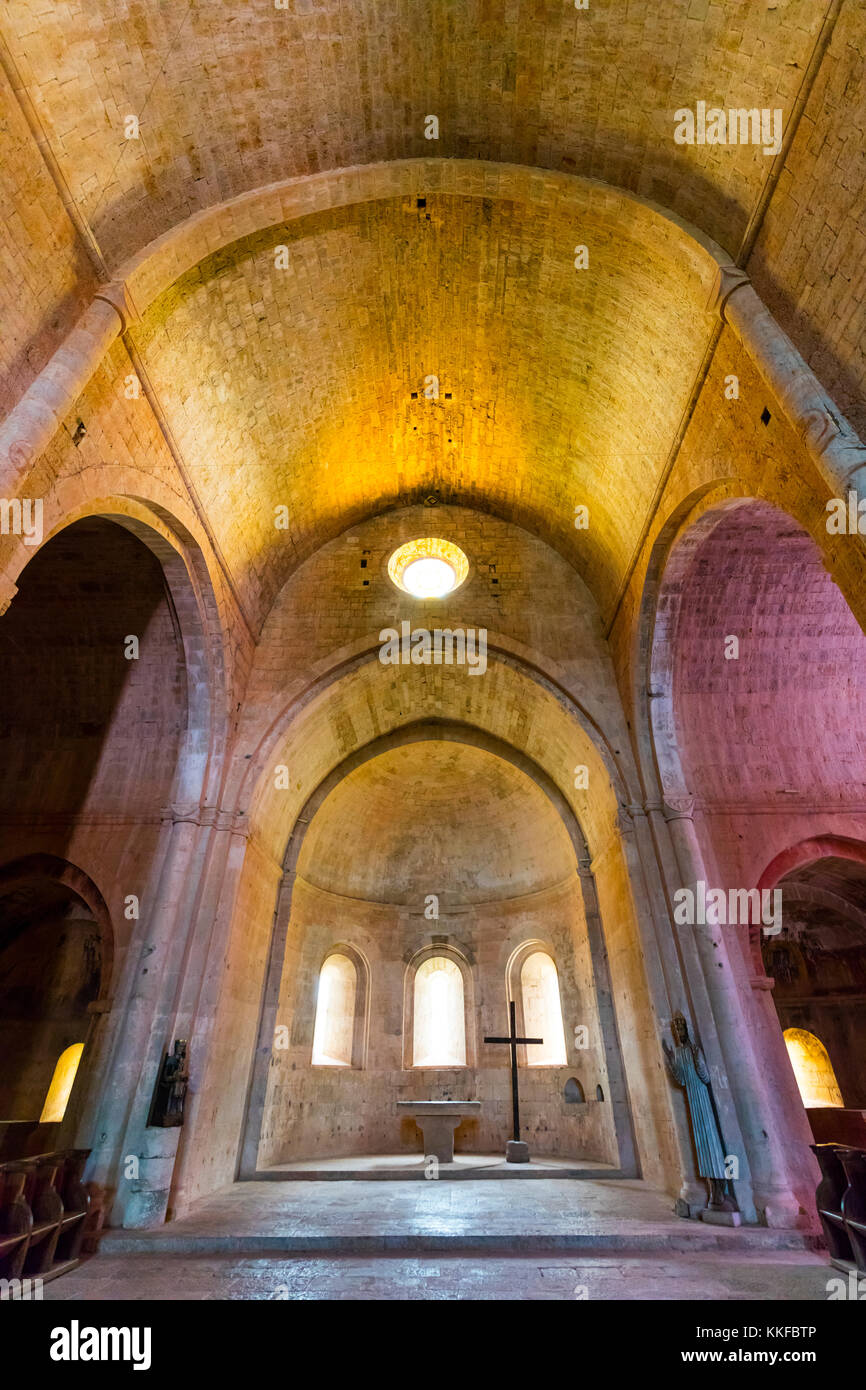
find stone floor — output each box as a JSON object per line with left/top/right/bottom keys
{"left": 43, "top": 1250, "right": 832, "bottom": 1301}
{"left": 36, "top": 1177, "right": 834, "bottom": 1300}
{"left": 98, "top": 1177, "right": 822, "bottom": 1255}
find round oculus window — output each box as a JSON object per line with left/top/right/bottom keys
{"left": 387, "top": 539, "right": 469, "bottom": 598}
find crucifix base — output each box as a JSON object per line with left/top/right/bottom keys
{"left": 505, "top": 1140, "right": 530, "bottom": 1164}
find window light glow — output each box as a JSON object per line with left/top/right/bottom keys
{"left": 413, "top": 955, "right": 466, "bottom": 1067}
{"left": 402, "top": 556, "right": 456, "bottom": 598}
{"left": 40, "top": 1042, "right": 85, "bottom": 1122}
{"left": 520, "top": 951, "right": 567, "bottom": 1066}
{"left": 388, "top": 538, "right": 469, "bottom": 597}
{"left": 312, "top": 953, "right": 356, "bottom": 1066}
{"left": 783, "top": 1027, "right": 843, "bottom": 1108}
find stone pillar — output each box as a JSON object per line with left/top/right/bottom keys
{"left": 574, "top": 850, "right": 638, "bottom": 1177}
{"left": 0, "top": 286, "right": 133, "bottom": 487}
{"left": 711, "top": 267, "right": 866, "bottom": 507}
{"left": 663, "top": 795, "right": 811, "bottom": 1228}
{"left": 642, "top": 797, "right": 758, "bottom": 1217}
{"left": 612, "top": 805, "right": 711, "bottom": 1210}
{"left": 80, "top": 808, "right": 213, "bottom": 1228}
{"left": 168, "top": 822, "right": 276, "bottom": 1217}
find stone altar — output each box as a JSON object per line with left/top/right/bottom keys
{"left": 397, "top": 1100, "right": 481, "bottom": 1163}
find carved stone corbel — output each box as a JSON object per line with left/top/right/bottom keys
{"left": 706, "top": 264, "right": 751, "bottom": 321}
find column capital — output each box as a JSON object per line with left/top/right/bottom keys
{"left": 750, "top": 974, "right": 776, "bottom": 992}
{"left": 162, "top": 802, "right": 248, "bottom": 835}
{"left": 662, "top": 794, "right": 696, "bottom": 822}
{"left": 93, "top": 281, "right": 140, "bottom": 332}
{"left": 615, "top": 803, "right": 639, "bottom": 835}
{"left": 706, "top": 263, "right": 752, "bottom": 321}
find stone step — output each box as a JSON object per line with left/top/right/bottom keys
{"left": 101, "top": 1228, "right": 823, "bottom": 1257}
{"left": 253, "top": 1164, "right": 624, "bottom": 1181}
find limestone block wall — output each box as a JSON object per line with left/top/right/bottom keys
{"left": 0, "top": 63, "right": 97, "bottom": 414}
{"left": 258, "top": 876, "right": 618, "bottom": 1166}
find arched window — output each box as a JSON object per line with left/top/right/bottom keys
{"left": 412, "top": 956, "right": 466, "bottom": 1067}
{"left": 520, "top": 950, "right": 567, "bottom": 1066}
{"left": 783, "top": 1027, "right": 843, "bottom": 1108}
{"left": 311, "top": 953, "right": 357, "bottom": 1067}
{"left": 39, "top": 1043, "right": 85, "bottom": 1123}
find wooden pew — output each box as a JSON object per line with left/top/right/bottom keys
{"left": 837, "top": 1146, "right": 866, "bottom": 1274}
{"left": 811, "top": 1142, "right": 866, "bottom": 1274}
{"left": 0, "top": 1149, "right": 92, "bottom": 1293}
{"left": 0, "top": 1165, "right": 33, "bottom": 1283}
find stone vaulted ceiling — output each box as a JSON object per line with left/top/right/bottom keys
{"left": 1, "top": 0, "right": 859, "bottom": 625}
{"left": 1, "top": 0, "right": 821, "bottom": 262}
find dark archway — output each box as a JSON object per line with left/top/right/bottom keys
{"left": 759, "top": 846, "right": 866, "bottom": 1114}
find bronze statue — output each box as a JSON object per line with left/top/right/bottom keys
{"left": 150, "top": 1039, "right": 189, "bottom": 1128}
{"left": 663, "top": 1013, "right": 736, "bottom": 1212}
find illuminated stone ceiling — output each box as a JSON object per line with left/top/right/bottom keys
{"left": 1, "top": 0, "right": 862, "bottom": 629}
{"left": 296, "top": 740, "right": 576, "bottom": 905}
{"left": 2, "top": 0, "right": 819, "bottom": 264}
{"left": 132, "top": 187, "right": 714, "bottom": 618}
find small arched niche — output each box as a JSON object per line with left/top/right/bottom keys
{"left": 563, "top": 1077, "right": 585, "bottom": 1104}
{"left": 0, "top": 866, "right": 107, "bottom": 1123}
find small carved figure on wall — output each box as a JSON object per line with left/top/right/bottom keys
{"left": 149, "top": 1039, "right": 190, "bottom": 1128}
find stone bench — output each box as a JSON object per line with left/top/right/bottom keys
{"left": 397, "top": 1101, "right": 481, "bottom": 1163}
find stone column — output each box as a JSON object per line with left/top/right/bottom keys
{"left": 80, "top": 807, "right": 212, "bottom": 1228}
{"left": 0, "top": 286, "right": 133, "bottom": 487}
{"left": 711, "top": 266, "right": 866, "bottom": 508}
{"left": 663, "top": 795, "right": 812, "bottom": 1227}
{"left": 641, "top": 796, "right": 756, "bottom": 1221}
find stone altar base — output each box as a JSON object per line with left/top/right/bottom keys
{"left": 396, "top": 1100, "right": 481, "bottom": 1163}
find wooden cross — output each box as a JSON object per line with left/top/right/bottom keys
{"left": 484, "top": 999, "right": 543, "bottom": 1143}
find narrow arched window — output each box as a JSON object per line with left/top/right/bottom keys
{"left": 413, "top": 956, "right": 466, "bottom": 1067}
{"left": 783, "top": 1027, "right": 843, "bottom": 1108}
{"left": 520, "top": 950, "right": 567, "bottom": 1066}
{"left": 311, "top": 953, "right": 357, "bottom": 1067}
{"left": 39, "top": 1042, "right": 85, "bottom": 1122}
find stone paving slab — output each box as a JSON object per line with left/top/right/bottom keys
{"left": 42, "top": 1250, "right": 834, "bottom": 1301}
